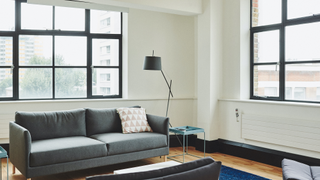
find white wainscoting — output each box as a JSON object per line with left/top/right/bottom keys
{"left": 0, "top": 113, "right": 14, "bottom": 139}
{"left": 242, "top": 114, "right": 320, "bottom": 152}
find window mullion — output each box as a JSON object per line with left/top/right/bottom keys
{"left": 279, "top": 0, "right": 287, "bottom": 101}
{"left": 52, "top": 6, "right": 55, "bottom": 99}
{"left": 279, "top": 26, "right": 285, "bottom": 101}
{"left": 86, "top": 10, "right": 92, "bottom": 98}
{"left": 52, "top": 35, "right": 55, "bottom": 99}
{"left": 13, "top": 0, "right": 21, "bottom": 100}
{"left": 119, "top": 13, "right": 123, "bottom": 98}
{"left": 87, "top": 36, "right": 92, "bottom": 98}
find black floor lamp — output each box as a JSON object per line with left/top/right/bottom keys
{"left": 143, "top": 51, "right": 173, "bottom": 126}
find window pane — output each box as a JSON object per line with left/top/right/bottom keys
{"left": 288, "top": 0, "right": 320, "bottom": 19}
{"left": 0, "top": 37, "right": 13, "bottom": 65}
{"left": 55, "top": 68, "right": 86, "bottom": 98}
{"left": 317, "top": 88, "right": 320, "bottom": 100}
{"left": 286, "top": 22, "right": 320, "bottom": 61}
{"left": 92, "top": 39, "right": 119, "bottom": 66}
{"left": 92, "top": 68, "right": 119, "bottom": 96}
{"left": 0, "top": 0, "right": 15, "bottom": 31}
{"left": 21, "top": 3, "right": 52, "bottom": 30}
{"left": 55, "top": 36, "right": 86, "bottom": 66}
{"left": 55, "top": 7, "right": 85, "bottom": 31}
{"left": 0, "top": 68, "right": 12, "bottom": 97}
{"left": 19, "top": 68, "right": 52, "bottom": 99}
{"left": 19, "top": 35, "right": 52, "bottom": 66}
{"left": 286, "top": 63, "right": 320, "bottom": 101}
{"left": 91, "top": 10, "right": 121, "bottom": 34}
{"left": 252, "top": 0, "right": 281, "bottom": 27}
{"left": 254, "top": 30, "right": 279, "bottom": 63}
{"left": 253, "top": 65, "right": 279, "bottom": 97}
{"left": 286, "top": 87, "right": 292, "bottom": 99}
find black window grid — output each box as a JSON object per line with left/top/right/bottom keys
{"left": 250, "top": 0, "right": 320, "bottom": 103}
{"left": 0, "top": 0, "right": 123, "bottom": 100}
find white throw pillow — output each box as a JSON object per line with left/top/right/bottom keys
{"left": 117, "top": 108, "right": 153, "bottom": 134}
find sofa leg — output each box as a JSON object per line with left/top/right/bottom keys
{"left": 12, "top": 165, "right": 15, "bottom": 174}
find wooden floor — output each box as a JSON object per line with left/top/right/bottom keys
{"left": 1, "top": 147, "right": 282, "bottom": 180}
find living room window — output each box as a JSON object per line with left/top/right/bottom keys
{"left": 250, "top": 0, "right": 320, "bottom": 103}
{"left": 0, "top": 0, "right": 122, "bottom": 100}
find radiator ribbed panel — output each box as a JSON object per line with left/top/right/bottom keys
{"left": 242, "top": 114, "right": 320, "bottom": 152}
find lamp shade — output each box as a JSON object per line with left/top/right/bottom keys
{"left": 143, "top": 56, "right": 161, "bottom": 70}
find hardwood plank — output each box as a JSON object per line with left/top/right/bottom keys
{"left": 5, "top": 147, "right": 283, "bottom": 180}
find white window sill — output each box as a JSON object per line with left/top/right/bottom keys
{"left": 219, "top": 98, "right": 320, "bottom": 108}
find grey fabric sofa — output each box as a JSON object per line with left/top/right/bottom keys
{"left": 9, "top": 107, "right": 169, "bottom": 180}
{"left": 282, "top": 158, "right": 320, "bottom": 180}
{"left": 86, "top": 157, "right": 221, "bottom": 180}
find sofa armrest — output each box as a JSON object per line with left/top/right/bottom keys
{"left": 9, "top": 121, "right": 32, "bottom": 176}
{"left": 146, "top": 114, "right": 169, "bottom": 136}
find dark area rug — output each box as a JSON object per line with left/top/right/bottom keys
{"left": 220, "top": 165, "right": 271, "bottom": 180}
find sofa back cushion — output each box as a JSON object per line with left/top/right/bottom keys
{"left": 15, "top": 109, "right": 86, "bottom": 141}
{"left": 86, "top": 106, "right": 141, "bottom": 136}
{"left": 86, "top": 108, "right": 121, "bottom": 136}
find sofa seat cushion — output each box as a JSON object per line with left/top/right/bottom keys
{"left": 30, "top": 136, "right": 108, "bottom": 167}
{"left": 90, "top": 132, "right": 167, "bottom": 155}
{"left": 282, "top": 159, "right": 313, "bottom": 180}
{"left": 311, "top": 167, "right": 320, "bottom": 180}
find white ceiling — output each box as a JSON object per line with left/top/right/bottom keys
{"left": 28, "top": 0, "right": 202, "bottom": 16}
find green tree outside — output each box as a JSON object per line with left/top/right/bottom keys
{"left": 19, "top": 55, "right": 86, "bottom": 98}
{"left": 0, "top": 76, "right": 12, "bottom": 97}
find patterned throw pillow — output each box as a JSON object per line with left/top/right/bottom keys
{"left": 117, "top": 108, "right": 153, "bottom": 134}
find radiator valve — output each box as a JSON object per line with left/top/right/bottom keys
{"left": 235, "top": 108, "right": 239, "bottom": 122}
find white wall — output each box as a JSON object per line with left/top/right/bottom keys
{"left": 0, "top": 8, "right": 196, "bottom": 143}
{"left": 219, "top": 0, "right": 320, "bottom": 159}
{"left": 127, "top": 9, "right": 196, "bottom": 100}
{"left": 196, "top": 0, "right": 223, "bottom": 140}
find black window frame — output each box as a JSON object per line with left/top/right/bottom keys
{"left": 250, "top": 0, "right": 320, "bottom": 103}
{"left": 0, "top": 0, "right": 122, "bottom": 101}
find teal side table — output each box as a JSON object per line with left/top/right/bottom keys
{"left": 0, "top": 146, "right": 8, "bottom": 180}
{"left": 168, "top": 126, "right": 205, "bottom": 163}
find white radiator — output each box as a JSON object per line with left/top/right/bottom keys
{"left": 242, "top": 114, "right": 320, "bottom": 152}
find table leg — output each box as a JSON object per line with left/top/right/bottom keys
{"left": 186, "top": 134, "right": 188, "bottom": 154}
{"left": 183, "top": 134, "right": 185, "bottom": 163}
{"left": 6, "top": 156, "right": 8, "bottom": 180}
{"left": 0, "top": 157, "right": 2, "bottom": 180}
{"left": 204, "top": 132, "right": 206, "bottom": 157}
